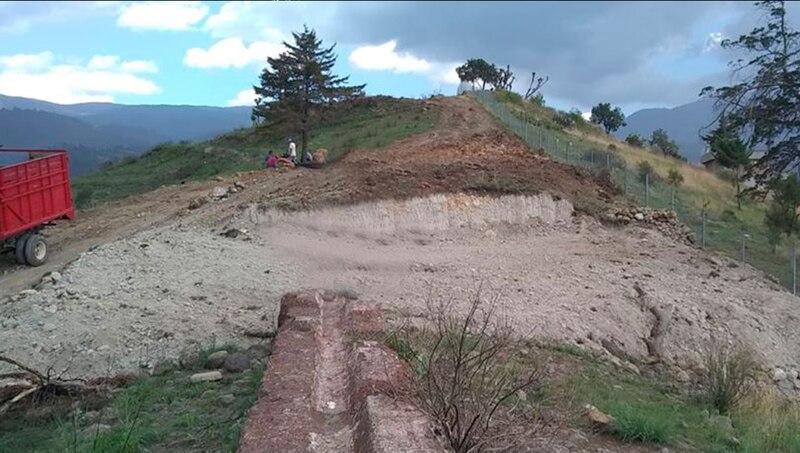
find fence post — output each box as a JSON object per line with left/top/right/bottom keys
{"left": 525, "top": 113, "right": 529, "bottom": 146}
{"left": 793, "top": 245, "right": 797, "bottom": 296}
{"left": 670, "top": 187, "right": 675, "bottom": 211}
{"left": 701, "top": 208, "right": 707, "bottom": 249}
{"left": 645, "top": 173, "right": 650, "bottom": 206}
{"left": 740, "top": 231, "right": 747, "bottom": 262}
{"left": 623, "top": 171, "right": 627, "bottom": 195}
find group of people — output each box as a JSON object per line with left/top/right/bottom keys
{"left": 265, "top": 139, "right": 314, "bottom": 169}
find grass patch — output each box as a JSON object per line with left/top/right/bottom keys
{"left": 0, "top": 355, "right": 266, "bottom": 452}
{"left": 72, "top": 96, "right": 439, "bottom": 207}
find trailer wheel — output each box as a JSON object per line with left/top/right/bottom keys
{"left": 24, "top": 234, "right": 47, "bottom": 266}
{"left": 15, "top": 233, "right": 31, "bottom": 265}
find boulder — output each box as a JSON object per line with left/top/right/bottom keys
{"left": 190, "top": 371, "right": 223, "bottom": 383}
{"left": 211, "top": 187, "right": 228, "bottom": 200}
{"left": 188, "top": 197, "right": 208, "bottom": 210}
{"left": 151, "top": 359, "right": 177, "bottom": 376}
{"left": 50, "top": 272, "right": 62, "bottom": 284}
{"left": 223, "top": 353, "right": 251, "bottom": 373}
{"left": 585, "top": 404, "right": 614, "bottom": 426}
{"left": 773, "top": 368, "right": 787, "bottom": 382}
{"left": 218, "top": 393, "right": 236, "bottom": 406}
{"left": 206, "top": 350, "right": 229, "bottom": 369}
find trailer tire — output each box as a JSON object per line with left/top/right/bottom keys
{"left": 15, "top": 233, "right": 31, "bottom": 265}
{"left": 24, "top": 234, "right": 47, "bottom": 267}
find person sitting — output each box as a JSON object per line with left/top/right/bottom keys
{"left": 298, "top": 150, "right": 314, "bottom": 168}
{"left": 265, "top": 151, "right": 278, "bottom": 169}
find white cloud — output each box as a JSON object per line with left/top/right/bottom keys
{"left": 704, "top": 32, "right": 724, "bottom": 53}
{"left": 227, "top": 88, "right": 255, "bottom": 106}
{"left": 88, "top": 55, "right": 119, "bottom": 70}
{"left": 122, "top": 60, "right": 158, "bottom": 73}
{"left": 204, "top": 1, "right": 296, "bottom": 41}
{"left": 349, "top": 40, "right": 431, "bottom": 73}
{"left": 581, "top": 112, "right": 592, "bottom": 121}
{"left": 0, "top": 51, "right": 53, "bottom": 70}
{"left": 184, "top": 38, "right": 282, "bottom": 69}
{"left": 117, "top": 1, "right": 209, "bottom": 31}
{"left": 431, "top": 63, "right": 460, "bottom": 85}
{"left": 349, "top": 41, "right": 460, "bottom": 86}
{"left": 0, "top": 52, "right": 160, "bottom": 104}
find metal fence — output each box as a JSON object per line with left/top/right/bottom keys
{"left": 472, "top": 90, "right": 798, "bottom": 294}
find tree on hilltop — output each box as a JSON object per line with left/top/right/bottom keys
{"left": 253, "top": 26, "right": 365, "bottom": 153}
{"left": 590, "top": 102, "right": 626, "bottom": 133}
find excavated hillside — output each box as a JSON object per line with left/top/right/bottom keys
{"left": 1, "top": 95, "right": 798, "bottom": 393}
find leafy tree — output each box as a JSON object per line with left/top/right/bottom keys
{"left": 649, "top": 128, "right": 681, "bottom": 158}
{"left": 764, "top": 175, "right": 800, "bottom": 250}
{"left": 590, "top": 102, "right": 627, "bottom": 133}
{"left": 637, "top": 160, "right": 655, "bottom": 184}
{"left": 253, "top": 26, "right": 365, "bottom": 153}
{"left": 625, "top": 133, "right": 646, "bottom": 147}
{"left": 456, "top": 58, "right": 496, "bottom": 90}
{"left": 667, "top": 168, "right": 684, "bottom": 187}
{"left": 705, "top": 120, "right": 753, "bottom": 208}
{"left": 701, "top": 0, "right": 800, "bottom": 191}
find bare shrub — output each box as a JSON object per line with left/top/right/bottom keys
{"left": 403, "top": 290, "right": 542, "bottom": 452}
{"left": 701, "top": 342, "right": 757, "bottom": 414}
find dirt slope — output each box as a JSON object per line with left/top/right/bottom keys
{"left": 0, "top": 96, "right": 615, "bottom": 295}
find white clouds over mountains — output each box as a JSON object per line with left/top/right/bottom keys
{"left": 0, "top": 52, "right": 159, "bottom": 104}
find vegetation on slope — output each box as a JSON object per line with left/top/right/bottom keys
{"left": 71, "top": 96, "right": 439, "bottom": 208}
{"left": 485, "top": 90, "right": 798, "bottom": 288}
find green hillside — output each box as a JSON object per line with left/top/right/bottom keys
{"left": 71, "top": 97, "right": 439, "bottom": 208}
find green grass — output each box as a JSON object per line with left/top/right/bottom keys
{"left": 72, "top": 96, "right": 439, "bottom": 208}
{"left": 0, "top": 352, "right": 265, "bottom": 452}
{"left": 562, "top": 360, "right": 800, "bottom": 452}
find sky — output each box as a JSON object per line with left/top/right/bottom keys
{"left": 0, "top": 1, "right": 795, "bottom": 115}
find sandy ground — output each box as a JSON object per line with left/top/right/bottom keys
{"left": 2, "top": 193, "right": 798, "bottom": 386}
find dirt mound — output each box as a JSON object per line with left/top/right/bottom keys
{"left": 341, "top": 129, "right": 615, "bottom": 214}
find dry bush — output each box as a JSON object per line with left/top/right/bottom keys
{"left": 401, "top": 290, "right": 542, "bottom": 452}
{"left": 701, "top": 342, "right": 757, "bottom": 415}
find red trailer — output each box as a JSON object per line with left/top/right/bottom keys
{"left": 0, "top": 149, "right": 74, "bottom": 266}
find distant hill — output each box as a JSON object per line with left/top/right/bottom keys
{"left": 616, "top": 98, "right": 717, "bottom": 163}
{"left": 0, "top": 94, "right": 251, "bottom": 175}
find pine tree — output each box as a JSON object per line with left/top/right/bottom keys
{"left": 253, "top": 26, "right": 365, "bottom": 153}
{"left": 705, "top": 119, "right": 753, "bottom": 209}
{"left": 701, "top": 1, "right": 800, "bottom": 190}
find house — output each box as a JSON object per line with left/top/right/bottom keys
{"left": 700, "top": 149, "right": 765, "bottom": 171}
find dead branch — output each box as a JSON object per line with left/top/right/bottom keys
{"left": 0, "top": 354, "right": 110, "bottom": 415}
{"left": 524, "top": 72, "right": 549, "bottom": 100}
{"left": 0, "top": 355, "right": 46, "bottom": 381}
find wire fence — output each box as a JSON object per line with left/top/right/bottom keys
{"left": 472, "top": 90, "right": 798, "bottom": 294}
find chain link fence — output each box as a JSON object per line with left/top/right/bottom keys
{"left": 472, "top": 90, "right": 798, "bottom": 294}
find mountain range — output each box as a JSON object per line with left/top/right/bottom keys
{"left": 616, "top": 98, "right": 717, "bottom": 163}
{"left": 0, "top": 94, "right": 251, "bottom": 175}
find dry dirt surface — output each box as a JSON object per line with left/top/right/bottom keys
{"left": 1, "top": 95, "right": 798, "bottom": 392}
